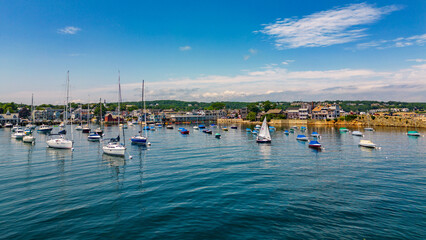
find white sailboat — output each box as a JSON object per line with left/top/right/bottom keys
{"left": 256, "top": 118, "right": 272, "bottom": 143}
{"left": 103, "top": 72, "right": 126, "bottom": 156}
{"left": 47, "top": 71, "right": 73, "bottom": 149}
{"left": 131, "top": 80, "right": 148, "bottom": 145}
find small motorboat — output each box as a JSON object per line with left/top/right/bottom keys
{"left": 311, "top": 132, "right": 320, "bottom": 137}
{"left": 75, "top": 125, "right": 83, "bottom": 131}
{"left": 289, "top": 128, "right": 295, "bottom": 133}
{"left": 12, "top": 125, "right": 20, "bottom": 132}
{"left": 88, "top": 132, "right": 101, "bottom": 142}
{"left": 254, "top": 125, "right": 261, "bottom": 130}
{"left": 193, "top": 126, "right": 199, "bottom": 130}
{"left": 58, "top": 129, "right": 67, "bottom": 135}
{"left": 231, "top": 126, "right": 237, "bottom": 129}
{"left": 23, "top": 135, "right": 36, "bottom": 143}
{"left": 359, "top": 140, "right": 376, "bottom": 148}
{"left": 202, "top": 129, "right": 212, "bottom": 134}
{"left": 4, "top": 122, "right": 13, "bottom": 128}
{"left": 407, "top": 131, "right": 421, "bottom": 136}
{"left": 246, "top": 128, "right": 252, "bottom": 132}
{"left": 352, "top": 131, "right": 363, "bottom": 136}
{"left": 198, "top": 125, "right": 206, "bottom": 129}
{"left": 308, "top": 140, "right": 321, "bottom": 149}
{"left": 180, "top": 129, "right": 189, "bottom": 135}
{"left": 95, "top": 128, "right": 103, "bottom": 135}
{"left": 37, "top": 125, "right": 53, "bottom": 134}
{"left": 130, "top": 135, "right": 147, "bottom": 145}
{"left": 12, "top": 129, "right": 26, "bottom": 139}
{"left": 82, "top": 125, "right": 91, "bottom": 133}
{"left": 149, "top": 126, "right": 156, "bottom": 131}
{"left": 364, "top": 127, "right": 374, "bottom": 131}
{"left": 143, "top": 126, "right": 150, "bottom": 130}
{"left": 215, "top": 133, "right": 221, "bottom": 139}
{"left": 222, "top": 127, "right": 228, "bottom": 131}
{"left": 296, "top": 134, "right": 308, "bottom": 141}
{"left": 291, "top": 126, "right": 298, "bottom": 129}
{"left": 284, "top": 130, "right": 289, "bottom": 135}
{"left": 269, "top": 126, "right": 276, "bottom": 131}
{"left": 300, "top": 126, "right": 307, "bottom": 132}
{"left": 166, "top": 125, "right": 174, "bottom": 129}
{"left": 339, "top": 127, "right": 349, "bottom": 132}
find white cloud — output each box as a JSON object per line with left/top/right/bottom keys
{"left": 244, "top": 48, "right": 258, "bottom": 60}
{"left": 281, "top": 60, "right": 295, "bottom": 65}
{"left": 248, "top": 48, "right": 258, "bottom": 54}
{"left": 243, "top": 55, "right": 250, "bottom": 61}
{"left": 258, "top": 3, "right": 400, "bottom": 49}
{"left": 179, "top": 46, "right": 191, "bottom": 51}
{"left": 407, "top": 59, "right": 426, "bottom": 63}
{"left": 58, "top": 26, "right": 81, "bottom": 35}
{"left": 357, "top": 33, "right": 426, "bottom": 49}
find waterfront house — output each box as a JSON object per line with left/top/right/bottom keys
{"left": 286, "top": 107, "right": 300, "bottom": 119}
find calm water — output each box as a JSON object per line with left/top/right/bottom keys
{"left": 0, "top": 125, "right": 425, "bottom": 239}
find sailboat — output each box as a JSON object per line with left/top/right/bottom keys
{"left": 23, "top": 94, "right": 36, "bottom": 143}
{"left": 95, "top": 98, "right": 104, "bottom": 135}
{"left": 131, "top": 80, "right": 148, "bottom": 145}
{"left": 103, "top": 72, "right": 126, "bottom": 156}
{"left": 256, "top": 117, "right": 271, "bottom": 143}
{"left": 75, "top": 105, "right": 83, "bottom": 131}
{"left": 46, "top": 71, "right": 73, "bottom": 149}
{"left": 82, "top": 101, "right": 91, "bottom": 133}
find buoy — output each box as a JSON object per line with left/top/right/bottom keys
{"left": 129, "top": 155, "right": 133, "bottom": 159}
{"left": 148, "top": 142, "right": 151, "bottom": 146}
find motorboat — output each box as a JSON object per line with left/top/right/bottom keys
{"left": 364, "top": 127, "right": 374, "bottom": 131}
{"left": 46, "top": 134, "right": 73, "bottom": 149}
{"left": 37, "top": 124, "right": 52, "bottom": 134}
{"left": 222, "top": 127, "right": 228, "bottom": 131}
{"left": 23, "top": 135, "right": 36, "bottom": 143}
{"left": 308, "top": 140, "right": 321, "bottom": 149}
{"left": 256, "top": 118, "right": 271, "bottom": 143}
{"left": 59, "top": 122, "right": 65, "bottom": 127}
{"left": 95, "top": 128, "right": 103, "bottom": 135}
{"left": 198, "top": 125, "right": 205, "bottom": 129}
{"left": 12, "top": 129, "right": 26, "bottom": 139}
{"left": 300, "top": 126, "right": 307, "bottom": 132}
{"left": 88, "top": 132, "right": 101, "bottom": 142}
{"left": 26, "top": 124, "right": 36, "bottom": 130}
{"left": 339, "top": 127, "right": 349, "bottom": 132}
{"left": 296, "top": 134, "right": 309, "bottom": 141}
{"left": 359, "top": 140, "right": 376, "bottom": 148}
{"left": 284, "top": 130, "right": 289, "bottom": 135}
{"left": 246, "top": 128, "right": 252, "bottom": 132}
{"left": 166, "top": 125, "right": 174, "bottom": 129}
{"left": 202, "top": 129, "right": 212, "bottom": 134}
{"left": 193, "top": 126, "right": 199, "bottom": 129}
{"left": 179, "top": 128, "right": 189, "bottom": 135}
{"left": 407, "top": 131, "right": 421, "bottom": 136}
{"left": 269, "top": 126, "right": 276, "bottom": 131}
{"left": 254, "top": 125, "right": 261, "bottom": 130}
{"left": 131, "top": 135, "right": 147, "bottom": 145}
{"left": 311, "top": 132, "right": 320, "bottom": 137}
{"left": 82, "top": 124, "right": 91, "bottom": 133}
{"left": 12, "top": 125, "right": 19, "bottom": 132}
{"left": 75, "top": 125, "right": 83, "bottom": 131}
{"left": 231, "top": 126, "right": 237, "bottom": 129}
{"left": 4, "top": 122, "right": 13, "bottom": 128}
{"left": 352, "top": 131, "right": 363, "bottom": 136}
{"left": 215, "top": 133, "right": 221, "bottom": 139}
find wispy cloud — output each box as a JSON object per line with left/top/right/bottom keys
{"left": 281, "top": 60, "right": 295, "bottom": 65}
{"left": 58, "top": 26, "right": 81, "bottom": 35}
{"left": 407, "top": 58, "right": 426, "bottom": 63}
{"left": 356, "top": 33, "right": 426, "bottom": 49}
{"left": 179, "top": 46, "right": 191, "bottom": 51}
{"left": 244, "top": 48, "right": 258, "bottom": 60}
{"left": 258, "top": 3, "right": 401, "bottom": 49}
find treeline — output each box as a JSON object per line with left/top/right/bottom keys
{"left": 1, "top": 100, "right": 425, "bottom": 114}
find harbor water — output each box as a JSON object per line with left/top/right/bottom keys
{"left": 0, "top": 125, "right": 425, "bottom": 239}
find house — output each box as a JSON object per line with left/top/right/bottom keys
{"left": 266, "top": 108, "right": 284, "bottom": 116}
{"left": 312, "top": 104, "right": 341, "bottom": 120}
{"left": 286, "top": 107, "right": 300, "bottom": 119}
{"left": 0, "top": 111, "right": 20, "bottom": 125}
{"left": 104, "top": 113, "right": 124, "bottom": 124}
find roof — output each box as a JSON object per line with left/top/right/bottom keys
{"left": 266, "top": 109, "right": 283, "bottom": 114}
{"left": 312, "top": 106, "right": 323, "bottom": 112}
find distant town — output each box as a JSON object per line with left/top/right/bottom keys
{"left": 0, "top": 100, "right": 425, "bottom": 127}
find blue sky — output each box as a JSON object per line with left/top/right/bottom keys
{"left": 0, "top": 0, "right": 425, "bottom": 104}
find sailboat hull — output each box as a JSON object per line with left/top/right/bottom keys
{"left": 131, "top": 136, "right": 147, "bottom": 145}
{"left": 102, "top": 146, "right": 126, "bottom": 156}
{"left": 47, "top": 139, "right": 73, "bottom": 149}
{"left": 256, "top": 139, "right": 271, "bottom": 143}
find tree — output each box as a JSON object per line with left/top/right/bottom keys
{"left": 246, "top": 112, "right": 256, "bottom": 121}
{"left": 262, "top": 101, "right": 275, "bottom": 112}
{"left": 207, "top": 102, "right": 226, "bottom": 110}
{"left": 93, "top": 105, "right": 107, "bottom": 118}
{"left": 18, "top": 107, "right": 31, "bottom": 119}
{"left": 248, "top": 103, "right": 260, "bottom": 113}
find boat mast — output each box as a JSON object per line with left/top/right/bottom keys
{"left": 68, "top": 71, "right": 73, "bottom": 142}
{"left": 31, "top": 93, "right": 34, "bottom": 123}
{"left": 118, "top": 71, "right": 125, "bottom": 145}
{"left": 99, "top": 98, "right": 102, "bottom": 125}
{"left": 65, "top": 71, "right": 69, "bottom": 126}
{"left": 87, "top": 95, "right": 90, "bottom": 129}
{"left": 140, "top": 80, "right": 144, "bottom": 137}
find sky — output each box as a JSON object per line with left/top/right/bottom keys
{"left": 0, "top": 0, "right": 425, "bottom": 104}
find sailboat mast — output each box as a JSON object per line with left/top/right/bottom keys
{"left": 31, "top": 93, "right": 34, "bottom": 123}
{"left": 65, "top": 71, "right": 69, "bottom": 125}
{"left": 140, "top": 80, "right": 144, "bottom": 136}
{"left": 68, "top": 71, "right": 73, "bottom": 142}
{"left": 99, "top": 98, "right": 102, "bottom": 125}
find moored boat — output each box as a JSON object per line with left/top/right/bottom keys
{"left": 339, "top": 127, "right": 349, "bottom": 132}
{"left": 407, "top": 131, "right": 420, "bottom": 136}
{"left": 352, "top": 131, "right": 363, "bottom": 136}
{"left": 359, "top": 140, "right": 376, "bottom": 148}
{"left": 12, "top": 129, "right": 25, "bottom": 139}
{"left": 88, "top": 132, "right": 101, "bottom": 142}
{"left": 364, "top": 127, "right": 374, "bottom": 131}
{"left": 215, "top": 133, "right": 221, "bottom": 139}
{"left": 23, "top": 135, "right": 36, "bottom": 143}
{"left": 284, "top": 130, "right": 289, "bottom": 135}
{"left": 311, "top": 132, "right": 320, "bottom": 137}
{"left": 296, "top": 134, "right": 308, "bottom": 141}
{"left": 37, "top": 124, "right": 53, "bottom": 134}
{"left": 166, "top": 125, "right": 174, "bottom": 129}
{"left": 202, "top": 129, "right": 212, "bottom": 134}
{"left": 308, "top": 140, "right": 321, "bottom": 149}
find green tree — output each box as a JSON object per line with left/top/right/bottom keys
{"left": 248, "top": 103, "right": 260, "bottom": 113}
{"left": 207, "top": 102, "right": 226, "bottom": 110}
{"left": 246, "top": 112, "right": 256, "bottom": 121}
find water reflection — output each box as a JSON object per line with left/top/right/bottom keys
{"left": 258, "top": 144, "right": 271, "bottom": 159}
